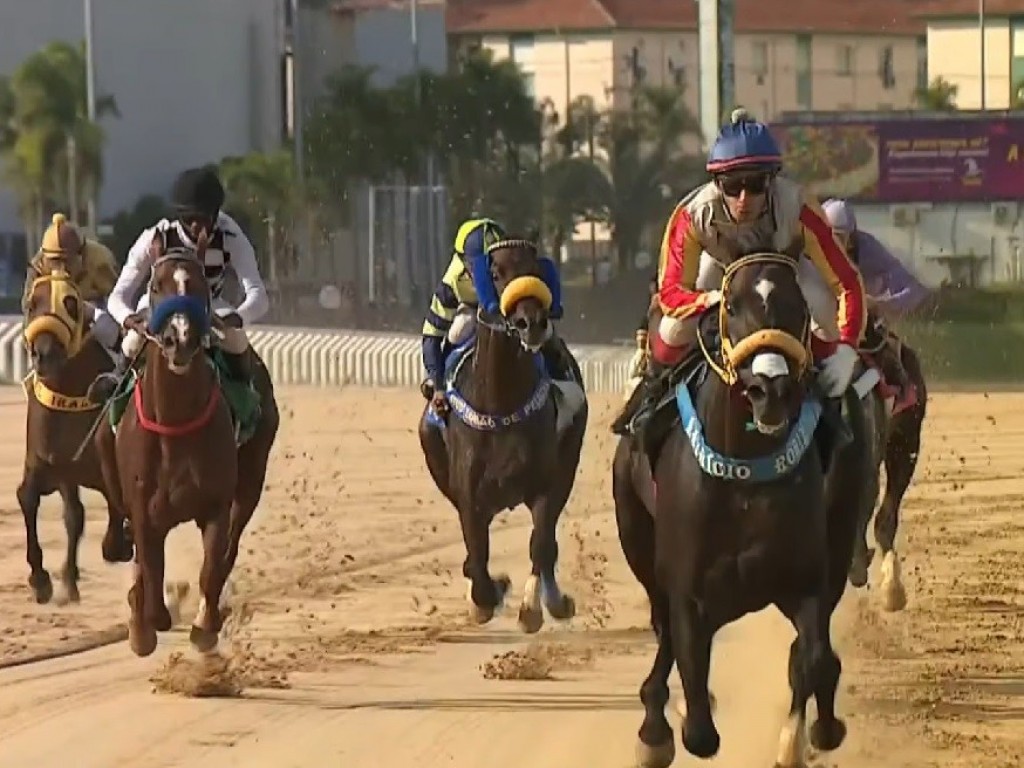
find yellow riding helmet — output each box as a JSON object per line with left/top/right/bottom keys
{"left": 40, "top": 213, "right": 84, "bottom": 258}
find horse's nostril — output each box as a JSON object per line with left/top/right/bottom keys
{"left": 746, "top": 383, "right": 767, "bottom": 401}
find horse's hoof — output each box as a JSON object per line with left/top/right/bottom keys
{"left": 809, "top": 717, "right": 847, "bottom": 752}
{"left": 546, "top": 593, "right": 576, "bottom": 621}
{"left": 189, "top": 625, "right": 220, "bottom": 655}
{"left": 681, "top": 719, "right": 720, "bottom": 759}
{"left": 102, "top": 528, "right": 134, "bottom": 564}
{"left": 847, "top": 560, "right": 868, "bottom": 588}
{"left": 635, "top": 738, "right": 675, "bottom": 768}
{"left": 517, "top": 604, "right": 544, "bottom": 634}
{"left": 129, "top": 622, "right": 158, "bottom": 657}
{"left": 29, "top": 571, "right": 53, "bottom": 604}
{"left": 54, "top": 579, "right": 80, "bottom": 606}
{"left": 881, "top": 583, "right": 907, "bottom": 612}
{"left": 469, "top": 603, "right": 496, "bottom": 625}
{"left": 494, "top": 573, "right": 512, "bottom": 605}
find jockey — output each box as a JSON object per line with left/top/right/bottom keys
{"left": 823, "top": 198, "right": 927, "bottom": 409}
{"left": 22, "top": 212, "right": 122, "bottom": 353}
{"left": 420, "top": 217, "right": 566, "bottom": 413}
{"left": 620, "top": 108, "right": 866, "bottom": 437}
{"left": 88, "top": 166, "right": 269, "bottom": 403}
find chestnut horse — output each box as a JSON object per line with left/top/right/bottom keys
{"left": 20, "top": 269, "right": 132, "bottom": 604}
{"left": 95, "top": 234, "right": 278, "bottom": 657}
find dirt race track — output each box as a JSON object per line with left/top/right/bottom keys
{"left": 0, "top": 386, "right": 1020, "bottom": 767}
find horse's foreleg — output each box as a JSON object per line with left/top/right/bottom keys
{"left": 875, "top": 418, "right": 921, "bottom": 613}
{"left": 97, "top": 423, "right": 133, "bottom": 564}
{"left": 519, "top": 493, "right": 575, "bottom": 634}
{"left": 848, "top": 396, "right": 883, "bottom": 588}
{"left": 127, "top": 515, "right": 158, "bottom": 657}
{"left": 191, "top": 511, "right": 230, "bottom": 655}
{"left": 612, "top": 455, "right": 676, "bottom": 768}
{"left": 17, "top": 469, "right": 52, "bottom": 604}
{"left": 55, "top": 483, "right": 85, "bottom": 604}
{"left": 669, "top": 596, "right": 719, "bottom": 759}
{"left": 777, "top": 593, "right": 846, "bottom": 767}
{"left": 458, "top": 501, "right": 508, "bottom": 625}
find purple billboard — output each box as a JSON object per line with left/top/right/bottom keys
{"left": 771, "top": 117, "right": 1024, "bottom": 203}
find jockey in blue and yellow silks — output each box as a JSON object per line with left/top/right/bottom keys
{"left": 420, "top": 217, "right": 567, "bottom": 405}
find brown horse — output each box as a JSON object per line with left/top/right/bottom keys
{"left": 95, "top": 234, "right": 279, "bottom": 657}
{"left": 20, "top": 269, "right": 133, "bottom": 604}
{"left": 612, "top": 254, "right": 870, "bottom": 767}
{"left": 847, "top": 319, "right": 928, "bottom": 610}
{"left": 418, "top": 238, "right": 588, "bottom": 633}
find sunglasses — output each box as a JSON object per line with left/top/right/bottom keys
{"left": 717, "top": 174, "right": 770, "bottom": 198}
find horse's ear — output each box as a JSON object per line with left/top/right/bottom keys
{"left": 195, "top": 230, "right": 209, "bottom": 259}
{"left": 147, "top": 232, "right": 164, "bottom": 260}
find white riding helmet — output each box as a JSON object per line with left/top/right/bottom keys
{"left": 822, "top": 198, "right": 857, "bottom": 236}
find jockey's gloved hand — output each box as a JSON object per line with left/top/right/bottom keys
{"left": 818, "top": 342, "right": 859, "bottom": 397}
{"left": 703, "top": 290, "right": 723, "bottom": 307}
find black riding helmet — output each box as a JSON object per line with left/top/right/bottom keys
{"left": 171, "top": 166, "right": 225, "bottom": 222}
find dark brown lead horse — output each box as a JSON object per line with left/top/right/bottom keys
{"left": 418, "top": 239, "right": 588, "bottom": 633}
{"left": 20, "top": 270, "right": 132, "bottom": 604}
{"left": 95, "top": 234, "right": 279, "bottom": 657}
{"left": 612, "top": 253, "right": 870, "bottom": 767}
{"left": 847, "top": 319, "right": 928, "bottom": 611}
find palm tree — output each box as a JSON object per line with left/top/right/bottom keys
{"left": 544, "top": 86, "right": 704, "bottom": 271}
{"left": 0, "top": 40, "right": 118, "bottom": 252}
{"left": 914, "top": 76, "right": 958, "bottom": 111}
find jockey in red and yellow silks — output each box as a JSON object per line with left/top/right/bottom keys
{"left": 616, "top": 108, "right": 867, "bottom": 437}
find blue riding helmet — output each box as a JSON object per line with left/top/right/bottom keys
{"left": 822, "top": 198, "right": 857, "bottom": 235}
{"left": 706, "top": 108, "right": 783, "bottom": 175}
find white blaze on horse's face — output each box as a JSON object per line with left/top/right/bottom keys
{"left": 172, "top": 266, "right": 189, "bottom": 296}
{"left": 752, "top": 352, "right": 789, "bottom": 379}
{"left": 754, "top": 277, "right": 775, "bottom": 310}
{"left": 169, "top": 265, "right": 191, "bottom": 345}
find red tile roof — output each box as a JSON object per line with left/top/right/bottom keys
{"left": 447, "top": 0, "right": 929, "bottom": 36}
{"left": 915, "top": 0, "right": 1023, "bottom": 18}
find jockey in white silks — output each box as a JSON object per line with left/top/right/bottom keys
{"left": 87, "top": 166, "right": 269, "bottom": 403}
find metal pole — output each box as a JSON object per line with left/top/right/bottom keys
{"left": 67, "top": 135, "right": 78, "bottom": 220}
{"left": 84, "top": 0, "right": 97, "bottom": 233}
{"left": 367, "top": 186, "right": 376, "bottom": 303}
{"left": 290, "top": 0, "right": 305, "bottom": 188}
{"left": 979, "top": 0, "right": 986, "bottom": 109}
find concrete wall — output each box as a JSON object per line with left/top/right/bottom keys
{"left": 0, "top": 0, "right": 285, "bottom": 232}
{"left": 855, "top": 202, "right": 1024, "bottom": 287}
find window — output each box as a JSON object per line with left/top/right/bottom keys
{"left": 916, "top": 36, "right": 928, "bottom": 92}
{"left": 752, "top": 41, "right": 769, "bottom": 76}
{"left": 521, "top": 71, "right": 536, "bottom": 99}
{"left": 795, "top": 34, "right": 812, "bottom": 109}
{"left": 836, "top": 44, "right": 853, "bottom": 76}
{"left": 509, "top": 33, "right": 535, "bottom": 62}
{"left": 879, "top": 44, "right": 896, "bottom": 89}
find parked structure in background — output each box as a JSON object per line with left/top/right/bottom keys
{"left": 446, "top": 0, "right": 928, "bottom": 128}
{"left": 922, "top": 2, "right": 1024, "bottom": 110}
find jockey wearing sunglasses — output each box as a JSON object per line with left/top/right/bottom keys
{"left": 616, "top": 108, "right": 867, "bottom": 438}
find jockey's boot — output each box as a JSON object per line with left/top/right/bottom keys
{"left": 222, "top": 348, "right": 254, "bottom": 387}
{"left": 86, "top": 349, "right": 130, "bottom": 405}
{"left": 620, "top": 359, "right": 668, "bottom": 438}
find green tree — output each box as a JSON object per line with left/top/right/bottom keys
{"left": 545, "top": 87, "right": 703, "bottom": 272}
{"left": 103, "top": 193, "right": 167, "bottom": 262}
{"left": 914, "top": 76, "right": 958, "bottom": 111}
{"left": 220, "top": 149, "right": 302, "bottom": 280}
{"left": 0, "top": 40, "right": 118, "bottom": 250}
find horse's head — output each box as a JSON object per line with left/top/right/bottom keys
{"left": 146, "top": 232, "right": 212, "bottom": 373}
{"left": 23, "top": 269, "right": 87, "bottom": 378}
{"left": 719, "top": 254, "right": 810, "bottom": 436}
{"left": 487, "top": 238, "right": 552, "bottom": 352}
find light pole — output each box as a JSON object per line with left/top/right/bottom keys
{"left": 84, "top": 0, "right": 97, "bottom": 232}
{"left": 979, "top": 0, "right": 987, "bottom": 109}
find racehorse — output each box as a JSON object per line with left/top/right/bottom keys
{"left": 612, "top": 253, "right": 869, "bottom": 767}
{"left": 94, "top": 233, "right": 279, "bottom": 657}
{"left": 847, "top": 318, "right": 928, "bottom": 611}
{"left": 418, "top": 238, "right": 588, "bottom": 633}
{"left": 20, "top": 269, "right": 133, "bottom": 604}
